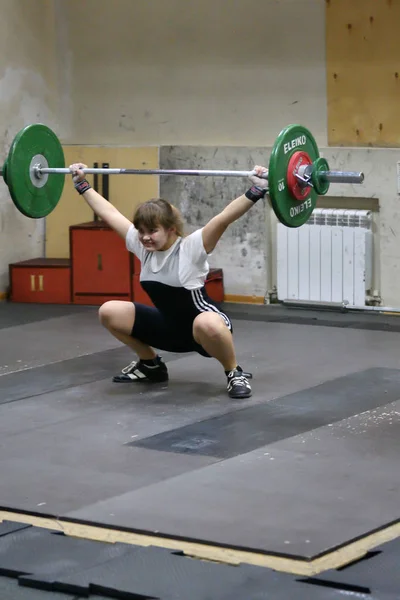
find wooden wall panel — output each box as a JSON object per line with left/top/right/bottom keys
{"left": 326, "top": 0, "right": 400, "bottom": 146}
{"left": 45, "top": 146, "right": 159, "bottom": 258}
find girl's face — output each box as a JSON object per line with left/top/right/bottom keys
{"left": 138, "top": 224, "right": 175, "bottom": 251}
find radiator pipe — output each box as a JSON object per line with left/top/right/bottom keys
{"left": 282, "top": 299, "right": 400, "bottom": 314}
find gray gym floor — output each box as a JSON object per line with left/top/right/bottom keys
{"left": 0, "top": 301, "right": 399, "bottom": 565}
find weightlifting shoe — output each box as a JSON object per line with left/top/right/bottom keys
{"left": 226, "top": 366, "right": 252, "bottom": 399}
{"left": 112, "top": 357, "right": 168, "bottom": 383}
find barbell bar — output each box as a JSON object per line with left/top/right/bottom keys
{"left": 32, "top": 166, "right": 364, "bottom": 185}
{"left": 1, "top": 122, "right": 365, "bottom": 227}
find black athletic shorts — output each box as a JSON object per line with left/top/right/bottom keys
{"left": 130, "top": 303, "right": 232, "bottom": 357}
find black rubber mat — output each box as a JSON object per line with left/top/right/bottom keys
{"left": 0, "top": 521, "right": 31, "bottom": 538}
{"left": 0, "top": 574, "right": 96, "bottom": 600}
{"left": 0, "top": 526, "right": 131, "bottom": 580}
{"left": 2, "top": 299, "right": 400, "bottom": 333}
{"left": 0, "top": 303, "right": 94, "bottom": 329}
{"left": 130, "top": 367, "right": 400, "bottom": 458}
{"left": 300, "top": 537, "right": 400, "bottom": 596}
{"left": 0, "top": 524, "right": 397, "bottom": 599}
{"left": 222, "top": 302, "right": 400, "bottom": 333}
{"left": 31, "top": 545, "right": 346, "bottom": 600}
{"left": 0, "top": 346, "right": 180, "bottom": 406}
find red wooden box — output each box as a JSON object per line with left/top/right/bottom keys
{"left": 132, "top": 267, "right": 224, "bottom": 307}
{"left": 9, "top": 258, "right": 71, "bottom": 304}
{"left": 132, "top": 273, "right": 154, "bottom": 306}
{"left": 205, "top": 268, "right": 224, "bottom": 302}
{"left": 70, "top": 221, "right": 132, "bottom": 305}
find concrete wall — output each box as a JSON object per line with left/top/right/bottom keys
{"left": 319, "top": 146, "right": 399, "bottom": 308}
{"left": 60, "top": 0, "right": 328, "bottom": 304}
{"left": 63, "top": 0, "right": 327, "bottom": 147}
{"left": 0, "top": 0, "right": 63, "bottom": 293}
{"left": 160, "top": 145, "right": 400, "bottom": 307}
{"left": 159, "top": 146, "right": 270, "bottom": 300}
{"left": 2, "top": 0, "right": 400, "bottom": 308}
{"left": 0, "top": 0, "right": 328, "bottom": 300}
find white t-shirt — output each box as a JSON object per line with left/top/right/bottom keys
{"left": 125, "top": 225, "right": 211, "bottom": 290}
{"left": 125, "top": 224, "right": 230, "bottom": 329}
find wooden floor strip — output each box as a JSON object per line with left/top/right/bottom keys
{"left": 1, "top": 510, "right": 399, "bottom": 576}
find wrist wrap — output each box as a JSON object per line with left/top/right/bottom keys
{"left": 74, "top": 179, "right": 92, "bottom": 195}
{"left": 245, "top": 185, "right": 267, "bottom": 203}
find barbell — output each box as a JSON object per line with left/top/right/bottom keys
{"left": 1, "top": 123, "right": 364, "bottom": 228}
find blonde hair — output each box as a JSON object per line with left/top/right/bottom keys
{"left": 133, "top": 198, "right": 184, "bottom": 237}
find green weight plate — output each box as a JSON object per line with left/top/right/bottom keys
{"left": 312, "top": 157, "right": 330, "bottom": 195}
{"left": 268, "top": 124, "right": 319, "bottom": 227}
{"left": 6, "top": 124, "right": 65, "bottom": 218}
{"left": 2, "top": 157, "right": 8, "bottom": 185}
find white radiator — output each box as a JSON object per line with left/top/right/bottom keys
{"left": 277, "top": 209, "right": 373, "bottom": 306}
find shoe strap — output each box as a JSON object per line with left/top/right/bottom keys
{"left": 121, "top": 360, "right": 138, "bottom": 374}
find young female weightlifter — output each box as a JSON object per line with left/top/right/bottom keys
{"left": 69, "top": 163, "right": 268, "bottom": 399}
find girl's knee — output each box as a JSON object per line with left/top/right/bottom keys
{"left": 193, "top": 313, "right": 228, "bottom": 341}
{"left": 98, "top": 301, "right": 135, "bottom": 330}
{"left": 98, "top": 300, "right": 118, "bottom": 325}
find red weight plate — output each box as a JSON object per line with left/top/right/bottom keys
{"left": 287, "top": 151, "right": 312, "bottom": 201}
